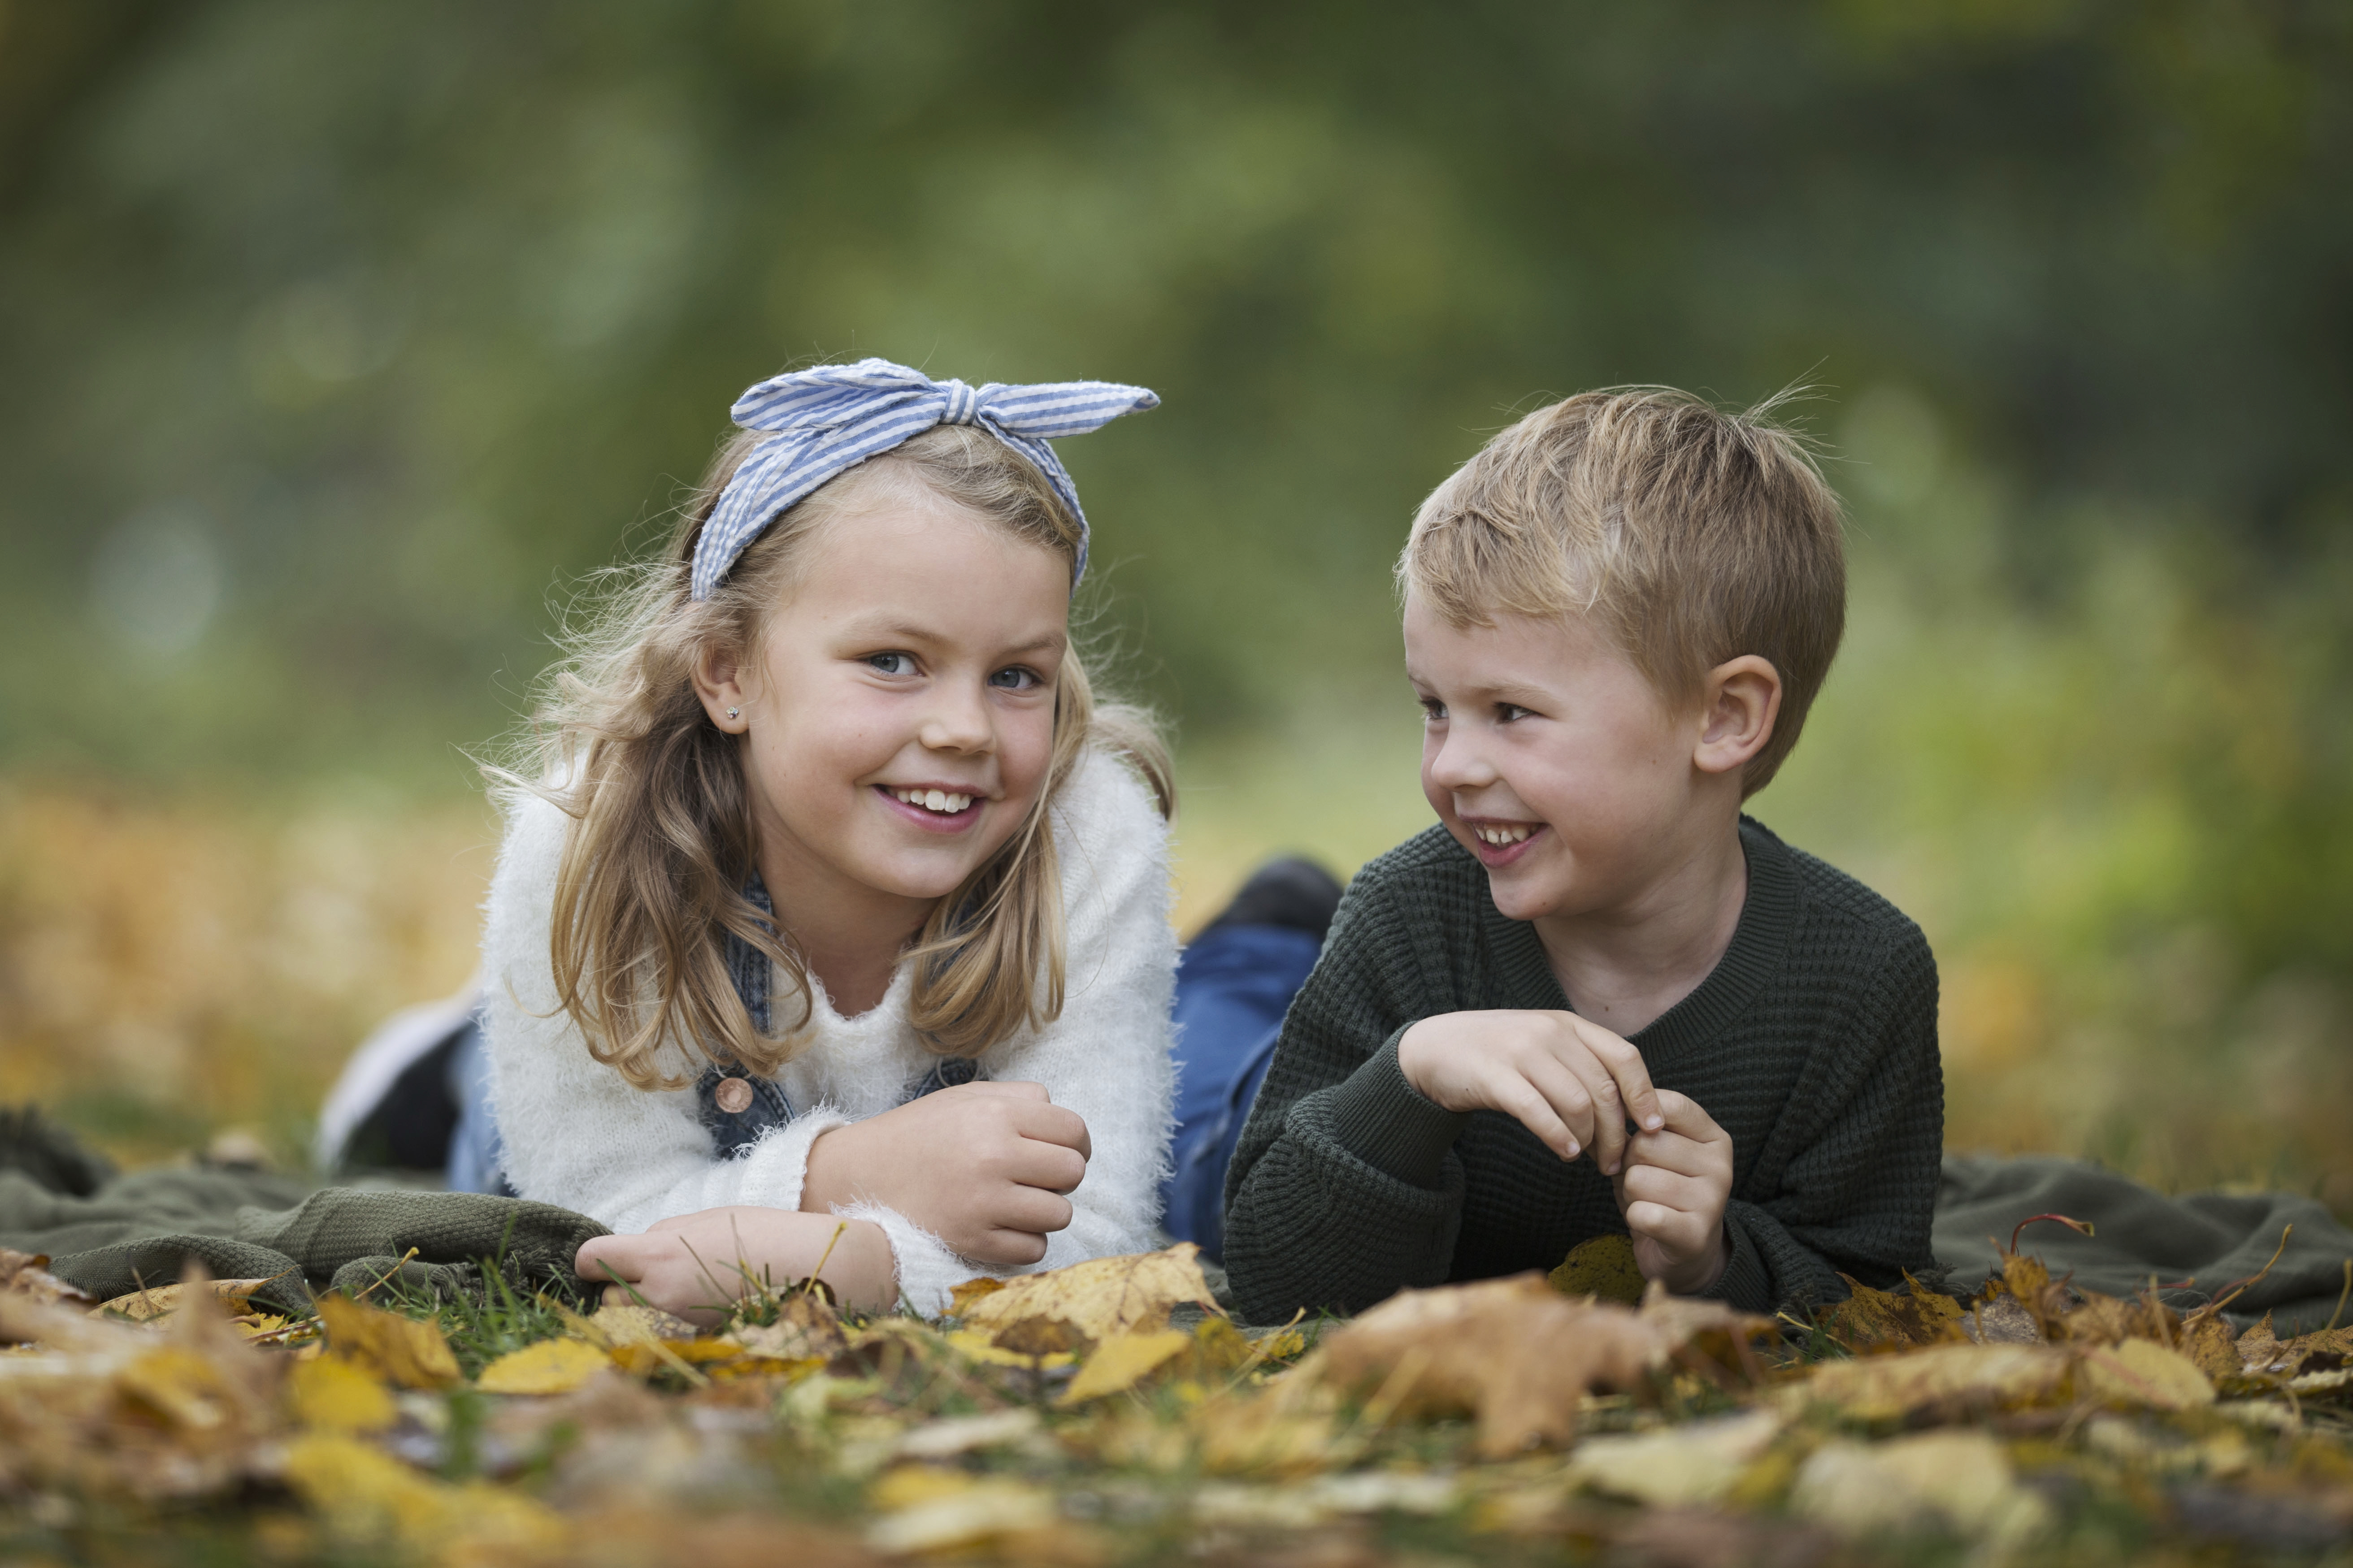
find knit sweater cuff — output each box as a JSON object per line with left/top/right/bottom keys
{"left": 1708, "top": 1204, "right": 1774, "bottom": 1312}
{"left": 1325, "top": 1031, "right": 1469, "bottom": 1189}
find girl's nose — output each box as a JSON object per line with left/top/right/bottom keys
{"left": 917, "top": 682, "right": 996, "bottom": 755}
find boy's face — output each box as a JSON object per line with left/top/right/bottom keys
{"left": 1403, "top": 591, "right": 1714, "bottom": 926}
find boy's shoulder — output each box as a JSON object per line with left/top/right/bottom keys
{"left": 1745, "top": 816, "right": 1933, "bottom": 966}
{"left": 1340, "top": 823, "right": 1490, "bottom": 923}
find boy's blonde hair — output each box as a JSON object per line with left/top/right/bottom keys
{"left": 1400, "top": 386, "right": 1845, "bottom": 795}
{"left": 507, "top": 425, "right": 1172, "bottom": 1092}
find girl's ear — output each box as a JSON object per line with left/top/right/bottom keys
{"left": 1693, "top": 654, "right": 1780, "bottom": 777}
{"left": 692, "top": 642, "right": 753, "bottom": 734}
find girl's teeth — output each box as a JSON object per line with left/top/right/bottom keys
{"left": 893, "top": 788, "right": 973, "bottom": 814}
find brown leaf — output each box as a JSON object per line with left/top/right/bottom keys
{"left": 2236, "top": 1317, "right": 2353, "bottom": 1379}
{"left": 1798, "top": 1342, "right": 2071, "bottom": 1421}
{"left": 1823, "top": 1273, "right": 1967, "bottom": 1352}
{"left": 96, "top": 1277, "right": 274, "bottom": 1324}
{"left": 314, "top": 1292, "right": 460, "bottom": 1389}
{"left": 1316, "top": 1272, "right": 1767, "bottom": 1458}
{"left": 732, "top": 1290, "right": 849, "bottom": 1362}
{"left": 952, "top": 1244, "right": 1220, "bottom": 1356}
{"left": 1548, "top": 1234, "right": 1646, "bottom": 1305}
{"left": 0, "top": 1247, "right": 93, "bottom": 1311}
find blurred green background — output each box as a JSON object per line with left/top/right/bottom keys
{"left": 1, "top": 0, "right": 2349, "bottom": 1206}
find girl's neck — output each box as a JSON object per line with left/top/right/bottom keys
{"left": 755, "top": 838, "right": 934, "bottom": 1019}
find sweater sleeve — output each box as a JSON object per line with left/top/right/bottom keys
{"left": 1707, "top": 927, "right": 1945, "bottom": 1313}
{"left": 1221, "top": 874, "right": 1472, "bottom": 1322}
{"left": 479, "top": 789, "right": 855, "bottom": 1235}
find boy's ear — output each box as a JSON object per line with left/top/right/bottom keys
{"left": 692, "top": 644, "right": 753, "bottom": 734}
{"left": 1693, "top": 655, "right": 1781, "bottom": 777}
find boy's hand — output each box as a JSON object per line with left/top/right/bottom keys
{"left": 799, "top": 1081, "right": 1090, "bottom": 1266}
{"left": 1611, "top": 1089, "right": 1733, "bottom": 1294}
{"left": 1396, "top": 1009, "right": 1666, "bottom": 1176}
{"left": 576, "top": 1208, "right": 896, "bottom": 1324}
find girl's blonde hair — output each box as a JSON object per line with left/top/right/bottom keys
{"left": 505, "top": 424, "right": 1172, "bottom": 1092}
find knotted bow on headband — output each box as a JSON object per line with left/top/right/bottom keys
{"left": 690, "top": 357, "right": 1159, "bottom": 600}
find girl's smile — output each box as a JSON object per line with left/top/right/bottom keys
{"left": 874, "top": 782, "right": 987, "bottom": 832}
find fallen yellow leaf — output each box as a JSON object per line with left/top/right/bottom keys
{"left": 287, "top": 1354, "right": 398, "bottom": 1433}
{"left": 1797, "top": 1342, "right": 2070, "bottom": 1421}
{"left": 477, "top": 1336, "right": 612, "bottom": 1396}
{"left": 314, "top": 1294, "right": 460, "bottom": 1390}
{"left": 1059, "top": 1328, "right": 1192, "bottom": 1404}
{"left": 1822, "top": 1273, "right": 1967, "bottom": 1352}
{"left": 281, "top": 1433, "right": 568, "bottom": 1559}
{"left": 1565, "top": 1409, "right": 1784, "bottom": 1506}
{"left": 1791, "top": 1430, "right": 2049, "bottom": 1546}
{"left": 952, "top": 1243, "right": 1220, "bottom": 1356}
{"left": 2074, "top": 1338, "right": 2214, "bottom": 1412}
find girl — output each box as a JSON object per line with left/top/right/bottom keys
{"left": 478, "top": 360, "right": 1176, "bottom": 1317}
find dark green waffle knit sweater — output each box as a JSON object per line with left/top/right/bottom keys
{"left": 1221, "top": 817, "right": 1943, "bottom": 1322}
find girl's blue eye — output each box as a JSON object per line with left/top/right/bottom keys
{"left": 989, "top": 666, "right": 1042, "bottom": 691}
{"left": 867, "top": 653, "right": 917, "bottom": 676}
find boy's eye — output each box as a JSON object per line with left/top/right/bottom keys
{"left": 988, "top": 666, "right": 1042, "bottom": 691}
{"left": 1419, "top": 698, "right": 1447, "bottom": 723}
{"left": 1497, "top": 703, "right": 1533, "bottom": 723}
{"left": 865, "top": 652, "right": 917, "bottom": 677}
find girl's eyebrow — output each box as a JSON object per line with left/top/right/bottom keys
{"left": 838, "top": 616, "right": 1067, "bottom": 656}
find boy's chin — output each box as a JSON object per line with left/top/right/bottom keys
{"left": 1479, "top": 862, "right": 1566, "bottom": 923}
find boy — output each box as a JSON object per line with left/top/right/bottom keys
{"left": 1221, "top": 388, "right": 1942, "bottom": 1320}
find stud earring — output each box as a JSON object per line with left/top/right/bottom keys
{"left": 725, "top": 706, "right": 740, "bottom": 722}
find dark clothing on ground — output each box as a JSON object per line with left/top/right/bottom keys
{"left": 1222, "top": 817, "right": 1946, "bottom": 1322}
{"left": 0, "top": 1113, "right": 606, "bottom": 1315}
{"left": 1936, "top": 1153, "right": 2353, "bottom": 1334}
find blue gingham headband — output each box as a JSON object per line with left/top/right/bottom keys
{"left": 690, "top": 357, "right": 1159, "bottom": 600}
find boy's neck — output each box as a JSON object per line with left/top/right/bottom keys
{"left": 1531, "top": 815, "right": 1749, "bottom": 1040}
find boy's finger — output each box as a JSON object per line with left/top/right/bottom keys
{"left": 1554, "top": 1049, "right": 1630, "bottom": 1175}
{"left": 1619, "top": 1162, "right": 1714, "bottom": 1214}
{"left": 1569, "top": 1018, "right": 1664, "bottom": 1135}
{"left": 1624, "top": 1199, "right": 1709, "bottom": 1257}
{"left": 1490, "top": 1065, "right": 1579, "bottom": 1159}
{"left": 1650, "top": 1088, "right": 1727, "bottom": 1142}
{"left": 1518, "top": 1054, "right": 1593, "bottom": 1159}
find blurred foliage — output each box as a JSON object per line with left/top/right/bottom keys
{"left": 0, "top": 1, "right": 2349, "bottom": 1197}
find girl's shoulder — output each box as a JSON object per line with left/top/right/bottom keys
{"left": 1050, "top": 745, "right": 1171, "bottom": 859}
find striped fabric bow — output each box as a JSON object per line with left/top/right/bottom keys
{"left": 690, "top": 357, "right": 1159, "bottom": 599}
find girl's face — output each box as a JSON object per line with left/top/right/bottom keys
{"left": 696, "top": 489, "right": 1070, "bottom": 930}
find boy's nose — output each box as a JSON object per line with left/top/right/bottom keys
{"left": 1426, "top": 733, "right": 1498, "bottom": 791}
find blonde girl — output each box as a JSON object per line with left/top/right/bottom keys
{"left": 476, "top": 360, "right": 1175, "bottom": 1317}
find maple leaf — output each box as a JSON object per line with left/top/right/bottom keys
{"left": 1315, "top": 1272, "right": 1770, "bottom": 1458}
{"left": 0, "top": 1248, "right": 93, "bottom": 1313}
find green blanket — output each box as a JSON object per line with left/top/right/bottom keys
{"left": 5, "top": 1111, "right": 2347, "bottom": 1328}
{"left": 0, "top": 1111, "right": 607, "bottom": 1315}
{"left": 1936, "top": 1154, "right": 2353, "bottom": 1334}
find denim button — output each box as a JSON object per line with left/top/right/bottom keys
{"left": 714, "top": 1077, "right": 755, "bottom": 1114}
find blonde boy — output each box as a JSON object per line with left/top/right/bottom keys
{"left": 1222, "top": 389, "right": 1942, "bottom": 1318}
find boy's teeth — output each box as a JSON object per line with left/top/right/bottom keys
{"left": 893, "top": 788, "right": 973, "bottom": 814}
{"left": 1475, "top": 824, "right": 1533, "bottom": 846}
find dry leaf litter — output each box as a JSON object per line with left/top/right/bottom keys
{"left": 0, "top": 1226, "right": 2349, "bottom": 1566}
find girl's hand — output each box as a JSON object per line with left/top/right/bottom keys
{"left": 800, "top": 1081, "right": 1090, "bottom": 1266}
{"left": 1396, "top": 1009, "right": 1666, "bottom": 1176}
{"left": 1610, "top": 1089, "right": 1733, "bottom": 1294}
{"left": 575, "top": 1208, "right": 897, "bottom": 1324}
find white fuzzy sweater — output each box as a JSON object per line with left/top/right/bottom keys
{"left": 478, "top": 748, "right": 1178, "bottom": 1315}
